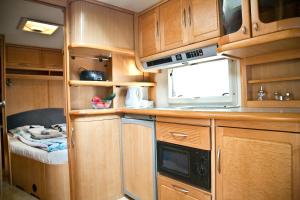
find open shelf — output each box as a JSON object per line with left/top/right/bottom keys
{"left": 6, "top": 74, "right": 64, "bottom": 81}
{"left": 248, "top": 76, "right": 300, "bottom": 84}
{"left": 69, "top": 108, "right": 118, "bottom": 116}
{"left": 6, "top": 66, "right": 63, "bottom": 72}
{"left": 69, "top": 80, "right": 156, "bottom": 87}
{"left": 247, "top": 100, "right": 300, "bottom": 108}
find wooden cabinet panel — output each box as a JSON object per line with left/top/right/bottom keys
{"left": 158, "top": 175, "right": 211, "bottom": 200}
{"left": 71, "top": 116, "right": 122, "bottom": 200}
{"left": 138, "top": 8, "right": 160, "bottom": 57}
{"left": 218, "top": 0, "right": 251, "bottom": 45}
{"left": 42, "top": 50, "right": 63, "bottom": 69}
{"left": 216, "top": 127, "right": 300, "bottom": 200}
{"left": 70, "top": 1, "right": 134, "bottom": 52}
{"left": 156, "top": 122, "right": 210, "bottom": 150}
{"left": 251, "top": 0, "right": 300, "bottom": 37}
{"left": 189, "top": 0, "right": 220, "bottom": 43}
{"left": 6, "top": 45, "right": 41, "bottom": 67}
{"left": 122, "top": 119, "right": 155, "bottom": 200}
{"left": 160, "top": 0, "right": 187, "bottom": 51}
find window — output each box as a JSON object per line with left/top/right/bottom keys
{"left": 168, "top": 59, "right": 239, "bottom": 106}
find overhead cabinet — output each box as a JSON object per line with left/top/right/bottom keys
{"left": 138, "top": 0, "right": 220, "bottom": 58}
{"left": 69, "top": 1, "right": 134, "bottom": 53}
{"left": 251, "top": 0, "right": 300, "bottom": 37}
{"left": 219, "top": 0, "right": 300, "bottom": 44}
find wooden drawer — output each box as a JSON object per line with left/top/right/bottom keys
{"left": 158, "top": 175, "right": 211, "bottom": 200}
{"left": 156, "top": 122, "right": 210, "bottom": 150}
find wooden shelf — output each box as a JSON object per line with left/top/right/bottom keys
{"left": 247, "top": 100, "right": 300, "bottom": 108}
{"left": 6, "top": 74, "right": 64, "bottom": 81}
{"left": 69, "top": 80, "right": 156, "bottom": 87}
{"left": 248, "top": 76, "right": 300, "bottom": 84}
{"left": 6, "top": 66, "right": 63, "bottom": 72}
{"left": 218, "top": 29, "right": 300, "bottom": 58}
{"left": 69, "top": 108, "right": 118, "bottom": 116}
{"left": 69, "top": 44, "right": 135, "bottom": 57}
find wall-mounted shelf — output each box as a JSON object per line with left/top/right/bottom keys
{"left": 6, "top": 66, "right": 63, "bottom": 72}
{"left": 247, "top": 100, "right": 300, "bottom": 108}
{"left": 69, "top": 80, "right": 156, "bottom": 87}
{"left": 69, "top": 108, "right": 118, "bottom": 116}
{"left": 6, "top": 74, "right": 64, "bottom": 81}
{"left": 248, "top": 76, "right": 300, "bottom": 84}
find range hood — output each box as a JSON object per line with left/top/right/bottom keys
{"left": 142, "top": 45, "right": 218, "bottom": 70}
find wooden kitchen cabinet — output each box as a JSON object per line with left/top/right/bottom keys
{"left": 218, "top": 0, "right": 251, "bottom": 45}
{"left": 188, "top": 0, "right": 220, "bottom": 43}
{"left": 69, "top": 115, "right": 122, "bottom": 200}
{"left": 121, "top": 118, "right": 156, "bottom": 200}
{"left": 69, "top": 1, "right": 134, "bottom": 53}
{"left": 216, "top": 127, "right": 300, "bottom": 200}
{"left": 251, "top": 0, "right": 300, "bottom": 37}
{"left": 6, "top": 45, "right": 42, "bottom": 67}
{"left": 159, "top": 0, "right": 187, "bottom": 51}
{"left": 138, "top": 8, "right": 160, "bottom": 57}
{"left": 42, "top": 49, "right": 63, "bottom": 69}
{"left": 158, "top": 175, "right": 211, "bottom": 200}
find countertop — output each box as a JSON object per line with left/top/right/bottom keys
{"left": 70, "top": 106, "right": 300, "bottom": 122}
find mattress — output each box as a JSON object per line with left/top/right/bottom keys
{"left": 9, "top": 137, "right": 68, "bottom": 165}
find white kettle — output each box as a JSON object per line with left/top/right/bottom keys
{"left": 125, "top": 86, "right": 143, "bottom": 108}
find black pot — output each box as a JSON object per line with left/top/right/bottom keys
{"left": 80, "top": 70, "right": 106, "bottom": 81}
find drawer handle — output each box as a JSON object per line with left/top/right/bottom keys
{"left": 170, "top": 132, "right": 188, "bottom": 138}
{"left": 172, "top": 184, "right": 189, "bottom": 194}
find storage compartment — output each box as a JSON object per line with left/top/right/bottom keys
{"left": 156, "top": 122, "right": 210, "bottom": 150}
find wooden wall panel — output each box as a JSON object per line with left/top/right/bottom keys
{"left": 48, "top": 80, "right": 65, "bottom": 108}
{"left": 6, "top": 79, "right": 49, "bottom": 115}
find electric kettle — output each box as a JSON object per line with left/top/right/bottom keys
{"left": 125, "top": 86, "right": 143, "bottom": 107}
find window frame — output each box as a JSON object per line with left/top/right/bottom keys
{"left": 167, "top": 58, "right": 240, "bottom": 106}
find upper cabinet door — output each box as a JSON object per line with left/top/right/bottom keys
{"left": 251, "top": 0, "right": 300, "bottom": 37}
{"left": 218, "top": 0, "right": 251, "bottom": 44}
{"left": 138, "top": 8, "right": 160, "bottom": 58}
{"left": 188, "top": 0, "right": 220, "bottom": 43}
{"left": 160, "top": 0, "right": 188, "bottom": 51}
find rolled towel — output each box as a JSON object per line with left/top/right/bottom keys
{"left": 30, "top": 129, "right": 63, "bottom": 140}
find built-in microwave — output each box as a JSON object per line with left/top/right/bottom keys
{"left": 157, "top": 141, "right": 211, "bottom": 191}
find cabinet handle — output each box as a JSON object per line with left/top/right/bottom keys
{"left": 71, "top": 127, "right": 75, "bottom": 147}
{"left": 242, "top": 26, "right": 247, "bottom": 34}
{"left": 183, "top": 9, "right": 187, "bottom": 28}
{"left": 188, "top": 6, "right": 192, "bottom": 26}
{"left": 156, "top": 20, "right": 159, "bottom": 38}
{"left": 170, "top": 132, "right": 188, "bottom": 138}
{"left": 217, "top": 146, "right": 221, "bottom": 174}
{"left": 253, "top": 23, "right": 258, "bottom": 31}
{"left": 172, "top": 184, "right": 189, "bottom": 194}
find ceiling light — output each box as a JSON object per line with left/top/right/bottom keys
{"left": 18, "top": 18, "right": 60, "bottom": 35}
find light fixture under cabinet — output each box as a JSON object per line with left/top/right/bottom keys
{"left": 18, "top": 17, "right": 61, "bottom": 35}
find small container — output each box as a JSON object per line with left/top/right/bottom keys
{"left": 284, "top": 92, "right": 292, "bottom": 101}
{"left": 274, "top": 91, "right": 281, "bottom": 101}
{"left": 91, "top": 100, "right": 112, "bottom": 109}
{"left": 257, "top": 85, "right": 266, "bottom": 101}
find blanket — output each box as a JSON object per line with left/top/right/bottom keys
{"left": 9, "top": 124, "right": 67, "bottom": 152}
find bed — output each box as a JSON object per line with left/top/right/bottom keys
{"left": 7, "top": 108, "right": 70, "bottom": 200}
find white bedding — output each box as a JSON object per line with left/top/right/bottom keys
{"left": 9, "top": 136, "right": 68, "bottom": 165}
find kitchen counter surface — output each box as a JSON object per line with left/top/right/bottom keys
{"left": 69, "top": 106, "right": 300, "bottom": 122}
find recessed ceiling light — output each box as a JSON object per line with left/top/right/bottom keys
{"left": 18, "top": 18, "right": 60, "bottom": 35}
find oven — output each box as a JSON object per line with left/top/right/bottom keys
{"left": 157, "top": 141, "right": 211, "bottom": 191}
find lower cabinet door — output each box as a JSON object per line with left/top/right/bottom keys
{"left": 70, "top": 115, "right": 122, "bottom": 200}
{"left": 122, "top": 118, "right": 156, "bottom": 200}
{"left": 216, "top": 127, "right": 300, "bottom": 200}
{"left": 158, "top": 175, "right": 211, "bottom": 200}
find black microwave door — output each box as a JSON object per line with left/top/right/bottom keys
{"left": 157, "top": 142, "right": 191, "bottom": 178}
{"left": 191, "top": 150, "right": 211, "bottom": 191}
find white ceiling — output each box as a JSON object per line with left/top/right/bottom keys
{"left": 96, "top": 0, "right": 161, "bottom": 12}
{"left": 0, "top": 0, "right": 64, "bottom": 49}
